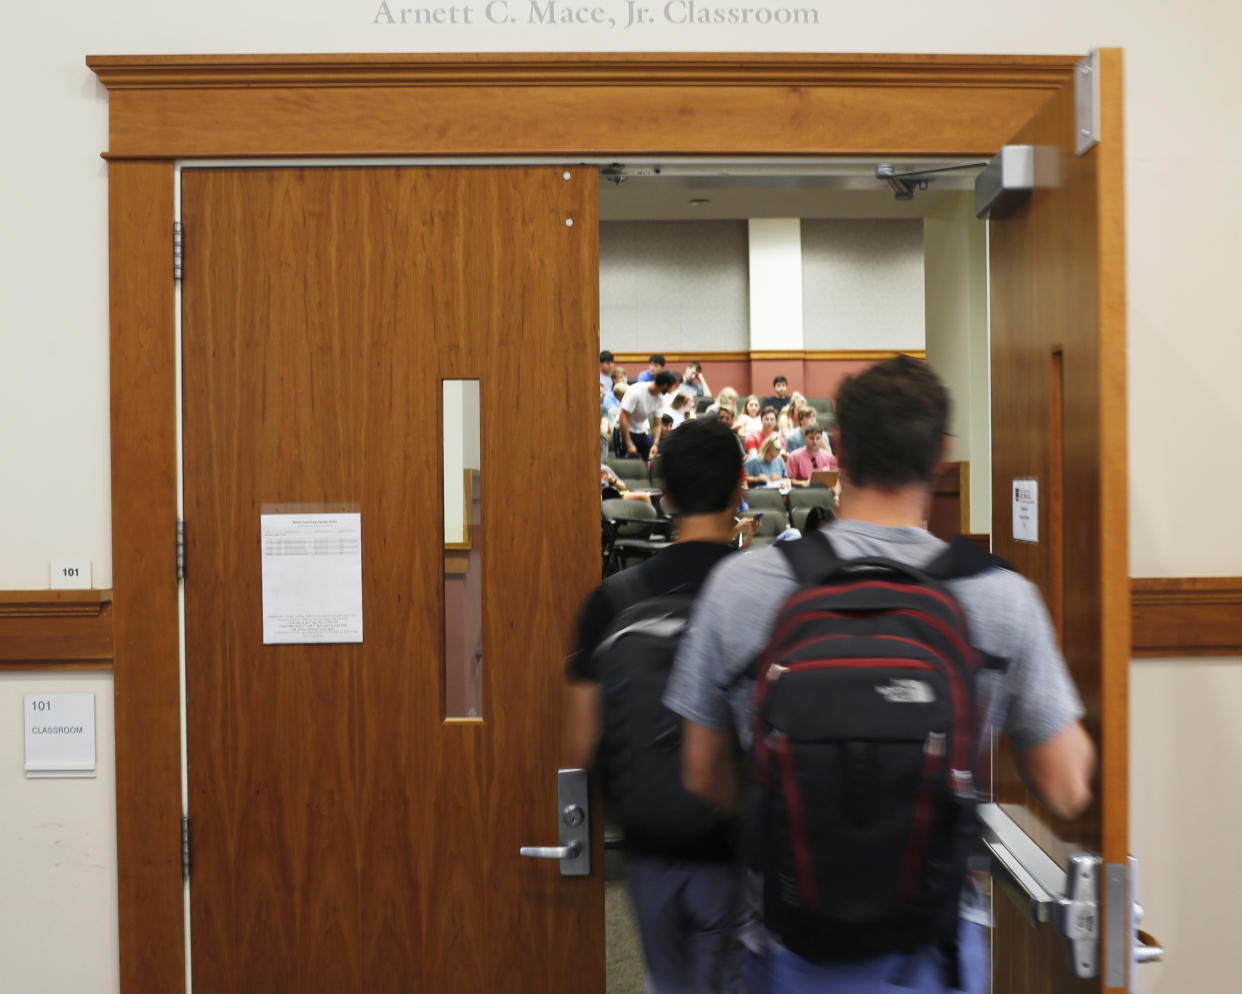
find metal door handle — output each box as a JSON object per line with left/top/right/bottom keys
{"left": 517, "top": 769, "right": 590, "bottom": 876}
{"left": 1135, "top": 930, "right": 1164, "bottom": 964}
{"left": 520, "top": 842, "right": 582, "bottom": 860}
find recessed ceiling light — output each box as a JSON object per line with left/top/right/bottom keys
{"left": 689, "top": 198, "right": 710, "bottom": 206}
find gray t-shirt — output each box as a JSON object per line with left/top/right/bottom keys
{"left": 665, "top": 518, "right": 1083, "bottom": 753}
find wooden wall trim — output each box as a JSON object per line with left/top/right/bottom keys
{"left": 108, "top": 160, "right": 186, "bottom": 994}
{"left": 610, "top": 348, "right": 925, "bottom": 364}
{"left": 86, "top": 53, "right": 1076, "bottom": 160}
{"left": 87, "top": 52, "right": 1079, "bottom": 90}
{"left": 1131, "top": 577, "right": 1242, "bottom": 657}
{"left": 0, "top": 590, "right": 114, "bottom": 665}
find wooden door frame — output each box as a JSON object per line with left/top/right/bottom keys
{"left": 89, "top": 51, "right": 1120, "bottom": 994}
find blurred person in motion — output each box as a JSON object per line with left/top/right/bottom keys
{"left": 665, "top": 355, "right": 1094, "bottom": 994}
{"left": 565, "top": 417, "right": 760, "bottom": 994}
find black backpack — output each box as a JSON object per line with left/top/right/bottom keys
{"left": 594, "top": 568, "right": 730, "bottom": 852}
{"left": 748, "top": 531, "right": 1007, "bottom": 964}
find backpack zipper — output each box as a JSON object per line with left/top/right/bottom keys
{"left": 898, "top": 731, "right": 945, "bottom": 899}
{"left": 773, "top": 732, "right": 820, "bottom": 911}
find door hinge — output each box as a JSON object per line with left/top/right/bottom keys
{"left": 181, "top": 814, "right": 192, "bottom": 882}
{"left": 173, "top": 221, "right": 184, "bottom": 282}
{"left": 1075, "top": 50, "right": 1100, "bottom": 156}
{"left": 176, "top": 520, "right": 186, "bottom": 581}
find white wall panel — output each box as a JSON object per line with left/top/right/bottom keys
{"left": 599, "top": 220, "right": 749, "bottom": 353}
{"left": 801, "top": 219, "right": 925, "bottom": 351}
{"left": 748, "top": 219, "right": 804, "bottom": 351}
{"left": 0, "top": 672, "right": 118, "bottom": 994}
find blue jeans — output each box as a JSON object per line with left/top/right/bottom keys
{"left": 743, "top": 918, "right": 989, "bottom": 993}
{"left": 625, "top": 852, "right": 744, "bottom": 994}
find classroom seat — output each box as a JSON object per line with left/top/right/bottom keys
{"left": 741, "top": 488, "right": 788, "bottom": 524}
{"left": 695, "top": 395, "right": 715, "bottom": 414}
{"left": 601, "top": 498, "right": 671, "bottom": 574}
{"left": 787, "top": 488, "right": 835, "bottom": 510}
{"left": 606, "top": 457, "right": 650, "bottom": 488}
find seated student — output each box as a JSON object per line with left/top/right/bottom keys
{"left": 761, "top": 374, "right": 791, "bottom": 413}
{"left": 744, "top": 406, "right": 785, "bottom": 455}
{"left": 734, "top": 394, "right": 763, "bottom": 437}
{"left": 705, "top": 386, "right": 740, "bottom": 420}
{"left": 600, "top": 348, "right": 617, "bottom": 393}
{"left": 668, "top": 391, "right": 695, "bottom": 427}
{"left": 785, "top": 423, "right": 838, "bottom": 486}
{"left": 612, "top": 366, "right": 629, "bottom": 389}
{"left": 744, "top": 434, "right": 787, "bottom": 486}
{"left": 682, "top": 361, "right": 712, "bottom": 397}
{"left": 777, "top": 390, "right": 806, "bottom": 436}
{"left": 636, "top": 354, "right": 666, "bottom": 383}
{"left": 783, "top": 405, "right": 818, "bottom": 452}
{"left": 600, "top": 464, "right": 652, "bottom": 504}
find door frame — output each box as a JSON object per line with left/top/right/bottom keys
{"left": 88, "top": 51, "right": 1127, "bottom": 994}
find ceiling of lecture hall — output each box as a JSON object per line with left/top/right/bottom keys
{"left": 597, "top": 158, "right": 981, "bottom": 222}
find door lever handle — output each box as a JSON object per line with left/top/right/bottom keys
{"left": 517, "top": 769, "right": 590, "bottom": 876}
{"left": 520, "top": 842, "right": 582, "bottom": 860}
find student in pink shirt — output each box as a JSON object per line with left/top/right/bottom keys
{"left": 786, "top": 423, "right": 838, "bottom": 485}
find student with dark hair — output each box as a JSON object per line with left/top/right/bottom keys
{"left": 619, "top": 370, "right": 679, "bottom": 462}
{"left": 600, "top": 350, "right": 620, "bottom": 412}
{"left": 761, "top": 374, "right": 791, "bottom": 412}
{"left": 683, "top": 360, "right": 712, "bottom": 397}
{"left": 565, "top": 417, "right": 759, "bottom": 994}
{"left": 637, "top": 353, "right": 667, "bottom": 383}
{"left": 666, "top": 355, "right": 1094, "bottom": 993}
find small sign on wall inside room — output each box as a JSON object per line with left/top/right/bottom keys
{"left": 1012, "top": 478, "right": 1039, "bottom": 543}
{"left": 24, "top": 693, "right": 97, "bottom": 778}
{"left": 49, "top": 559, "right": 91, "bottom": 590}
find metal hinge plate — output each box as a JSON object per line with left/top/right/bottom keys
{"left": 181, "top": 815, "right": 191, "bottom": 881}
{"left": 1076, "top": 50, "right": 1100, "bottom": 156}
{"left": 176, "top": 520, "right": 186, "bottom": 581}
{"left": 173, "top": 221, "right": 184, "bottom": 282}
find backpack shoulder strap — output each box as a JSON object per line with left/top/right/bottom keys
{"left": 603, "top": 565, "right": 653, "bottom": 616}
{"left": 925, "top": 535, "right": 1013, "bottom": 581}
{"left": 775, "top": 529, "right": 841, "bottom": 586}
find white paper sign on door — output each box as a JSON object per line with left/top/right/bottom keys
{"left": 24, "top": 693, "right": 97, "bottom": 778}
{"left": 1012, "top": 478, "right": 1039, "bottom": 543}
{"left": 261, "top": 512, "right": 364, "bottom": 644}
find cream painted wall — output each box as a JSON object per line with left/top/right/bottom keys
{"left": 0, "top": 673, "right": 118, "bottom": 994}
{"left": 748, "top": 219, "right": 805, "bottom": 351}
{"left": 4, "top": 2, "right": 1242, "bottom": 992}
{"left": 923, "top": 194, "right": 991, "bottom": 533}
{"left": 801, "top": 219, "right": 925, "bottom": 351}
{"left": 600, "top": 220, "right": 750, "bottom": 352}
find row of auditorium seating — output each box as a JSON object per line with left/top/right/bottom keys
{"left": 600, "top": 491, "right": 835, "bottom": 574}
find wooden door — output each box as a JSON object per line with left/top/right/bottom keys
{"left": 988, "top": 51, "right": 1129, "bottom": 992}
{"left": 181, "top": 166, "right": 602, "bottom": 993}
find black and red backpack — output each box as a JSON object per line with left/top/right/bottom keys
{"left": 748, "top": 530, "right": 1008, "bottom": 965}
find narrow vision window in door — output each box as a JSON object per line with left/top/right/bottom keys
{"left": 443, "top": 379, "right": 483, "bottom": 719}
